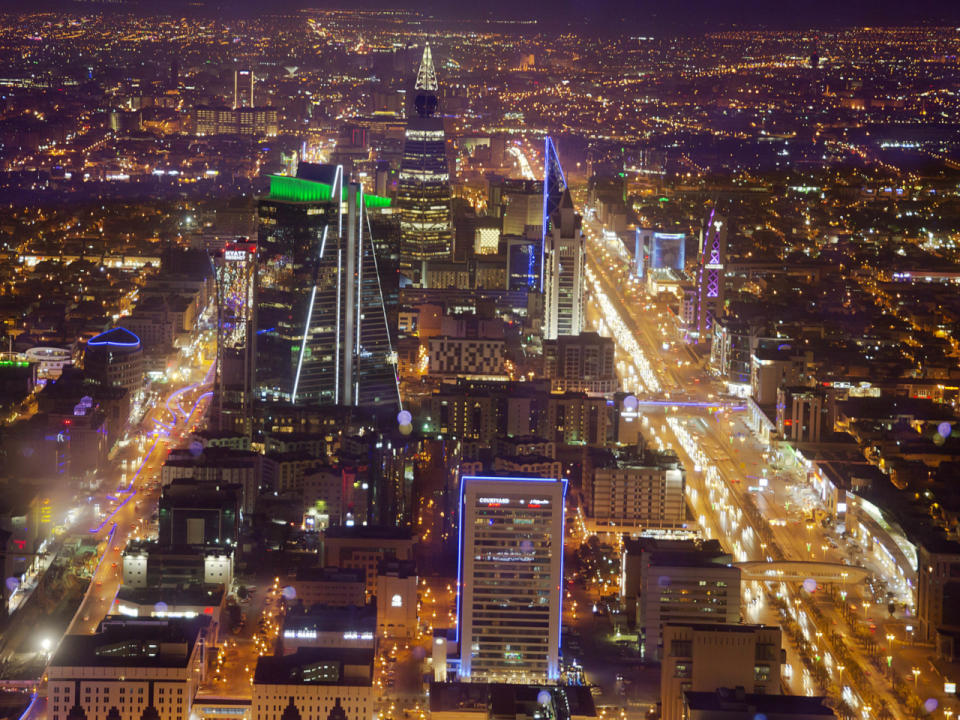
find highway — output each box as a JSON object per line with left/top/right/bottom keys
{"left": 575, "top": 201, "right": 943, "bottom": 717}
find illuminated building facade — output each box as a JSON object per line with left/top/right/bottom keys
{"left": 635, "top": 229, "right": 686, "bottom": 277}
{"left": 214, "top": 239, "right": 256, "bottom": 434}
{"left": 695, "top": 210, "right": 727, "bottom": 343}
{"left": 457, "top": 475, "right": 566, "bottom": 683}
{"left": 255, "top": 167, "right": 397, "bottom": 411}
{"left": 397, "top": 44, "right": 452, "bottom": 281}
{"left": 83, "top": 327, "right": 144, "bottom": 396}
{"left": 543, "top": 189, "right": 585, "bottom": 340}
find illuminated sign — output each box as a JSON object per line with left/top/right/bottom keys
{"left": 479, "top": 497, "right": 509, "bottom": 505}
{"left": 224, "top": 250, "right": 247, "bottom": 262}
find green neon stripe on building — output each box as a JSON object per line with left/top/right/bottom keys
{"left": 268, "top": 175, "right": 391, "bottom": 208}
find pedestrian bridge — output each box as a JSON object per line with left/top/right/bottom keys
{"left": 735, "top": 560, "right": 870, "bottom": 584}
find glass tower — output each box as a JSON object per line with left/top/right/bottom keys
{"left": 397, "top": 44, "right": 452, "bottom": 280}
{"left": 255, "top": 167, "right": 397, "bottom": 410}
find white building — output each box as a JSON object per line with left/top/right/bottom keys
{"left": 660, "top": 623, "right": 782, "bottom": 720}
{"left": 587, "top": 449, "right": 685, "bottom": 533}
{"left": 376, "top": 561, "right": 418, "bottom": 638}
{"left": 457, "top": 475, "right": 566, "bottom": 683}
{"left": 47, "top": 617, "right": 208, "bottom": 720}
{"left": 543, "top": 190, "right": 584, "bottom": 340}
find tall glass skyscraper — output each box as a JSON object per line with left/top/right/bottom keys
{"left": 255, "top": 165, "right": 397, "bottom": 410}
{"left": 543, "top": 189, "right": 585, "bottom": 339}
{"left": 456, "top": 475, "right": 566, "bottom": 683}
{"left": 397, "top": 44, "right": 452, "bottom": 282}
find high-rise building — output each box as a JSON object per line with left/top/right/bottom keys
{"left": 397, "top": 44, "right": 453, "bottom": 282}
{"left": 543, "top": 189, "right": 585, "bottom": 340}
{"left": 213, "top": 239, "right": 256, "bottom": 435}
{"left": 255, "top": 166, "right": 397, "bottom": 411}
{"left": 233, "top": 68, "right": 254, "bottom": 109}
{"left": 456, "top": 475, "right": 566, "bottom": 683}
{"left": 695, "top": 210, "right": 727, "bottom": 343}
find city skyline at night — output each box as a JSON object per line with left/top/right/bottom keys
{"left": 0, "top": 6, "right": 958, "bottom": 720}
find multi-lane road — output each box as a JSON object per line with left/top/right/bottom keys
{"left": 576, "top": 201, "right": 952, "bottom": 717}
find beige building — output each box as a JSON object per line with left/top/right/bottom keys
{"left": 376, "top": 560, "right": 418, "bottom": 638}
{"left": 252, "top": 648, "right": 374, "bottom": 720}
{"left": 323, "top": 527, "right": 416, "bottom": 599}
{"left": 587, "top": 448, "right": 685, "bottom": 533}
{"left": 660, "top": 623, "right": 783, "bottom": 720}
{"left": 626, "top": 538, "right": 741, "bottom": 661}
{"left": 48, "top": 617, "right": 208, "bottom": 720}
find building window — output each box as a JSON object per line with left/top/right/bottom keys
{"left": 674, "top": 663, "right": 691, "bottom": 678}
{"left": 754, "top": 664, "right": 771, "bottom": 681}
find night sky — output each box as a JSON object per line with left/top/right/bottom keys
{"left": 5, "top": 0, "right": 960, "bottom": 29}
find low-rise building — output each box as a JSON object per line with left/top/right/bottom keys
{"left": 47, "top": 617, "right": 209, "bottom": 720}
{"left": 661, "top": 623, "right": 783, "bottom": 720}
{"left": 323, "top": 526, "right": 416, "bottom": 599}
{"left": 375, "top": 560, "right": 417, "bottom": 638}
{"left": 252, "top": 648, "right": 373, "bottom": 720}
{"left": 683, "top": 688, "right": 836, "bottom": 719}
{"left": 292, "top": 567, "right": 366, "bottom": 609}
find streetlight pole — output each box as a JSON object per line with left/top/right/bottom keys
{"left": 912, "top": 667, "right": 920, "bottom": 688}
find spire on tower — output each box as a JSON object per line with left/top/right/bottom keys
{"left": 415, "top": 43, "right": 438, "bottom": 92}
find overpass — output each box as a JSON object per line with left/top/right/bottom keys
{"left": 736, "top": 560, "right": 870, "bottom": 584}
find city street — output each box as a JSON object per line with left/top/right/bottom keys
{"left": 573, "top": 197, "right": 953, "bottom": 717}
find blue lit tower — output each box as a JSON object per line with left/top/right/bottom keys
{"left": 695, "top": 209, "right": 727, "bottom": 343}
{"left": 456, "top": 475, "right": 566, "bottom": 683}
{"left": 397, "top": 44, "right": 453, "bottom": 283}
{"left": 540, "top": 136, "right": 567, "bottom": 288}
{"left": 255, "top": 165, "right": 398, "bottom": 410}
{"left": 543, "top": 189, "right": 585, "bottom": 340}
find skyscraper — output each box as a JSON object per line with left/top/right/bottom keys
{"left": 542, "top": 189, "right": 585, "bottom": 339}
{"left": 213, "top": 239, "right": 256, "bottom": 434}
{"left": 456, "top": 475, "right": 566, "bottom": 683}
{"left": 397, "top": 44, "right": 452, "bottom": 283}
{"left": 695, "top": 209, "right": 727, "bottom": 343}
{"left": 254, "top": 165, "right": 397, "bottom": 410}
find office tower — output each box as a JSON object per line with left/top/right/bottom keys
{"left": 457, "top": 475, "right": 566, "bottom": 683}
{"left": 255, "top": 166, "right": 398, "bottom": 410}
{"left": 542, "top": 189, "right": 585, "bottom": 340}
{"left": 621, "top": 538, "right": 741, "bottom": 661}
{"left": 397, "top": 44, "right": 453, "bottom": 282}
{"left": 542, "top": 331, "right": 617, "bottom": 394}
{"left": 84, "top": 327, "right": 144, "bottom": 397}
{"left": 234, "top": 68, "right": 254, "bottom": 109}
{"left": 214, "top": 239, "right": 256, "bottom": 434}
{"left": 660, "top": 623, "right": 783, "bottom": 720}
{"left": 695, "top": 209, "right": 727, "bottom": 343}
{"left": 540, "top": 136, "right": 567, "bottom": 289}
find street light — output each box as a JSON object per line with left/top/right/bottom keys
{"left": 913, "top": 667, "right": 921, "bottom": 688}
